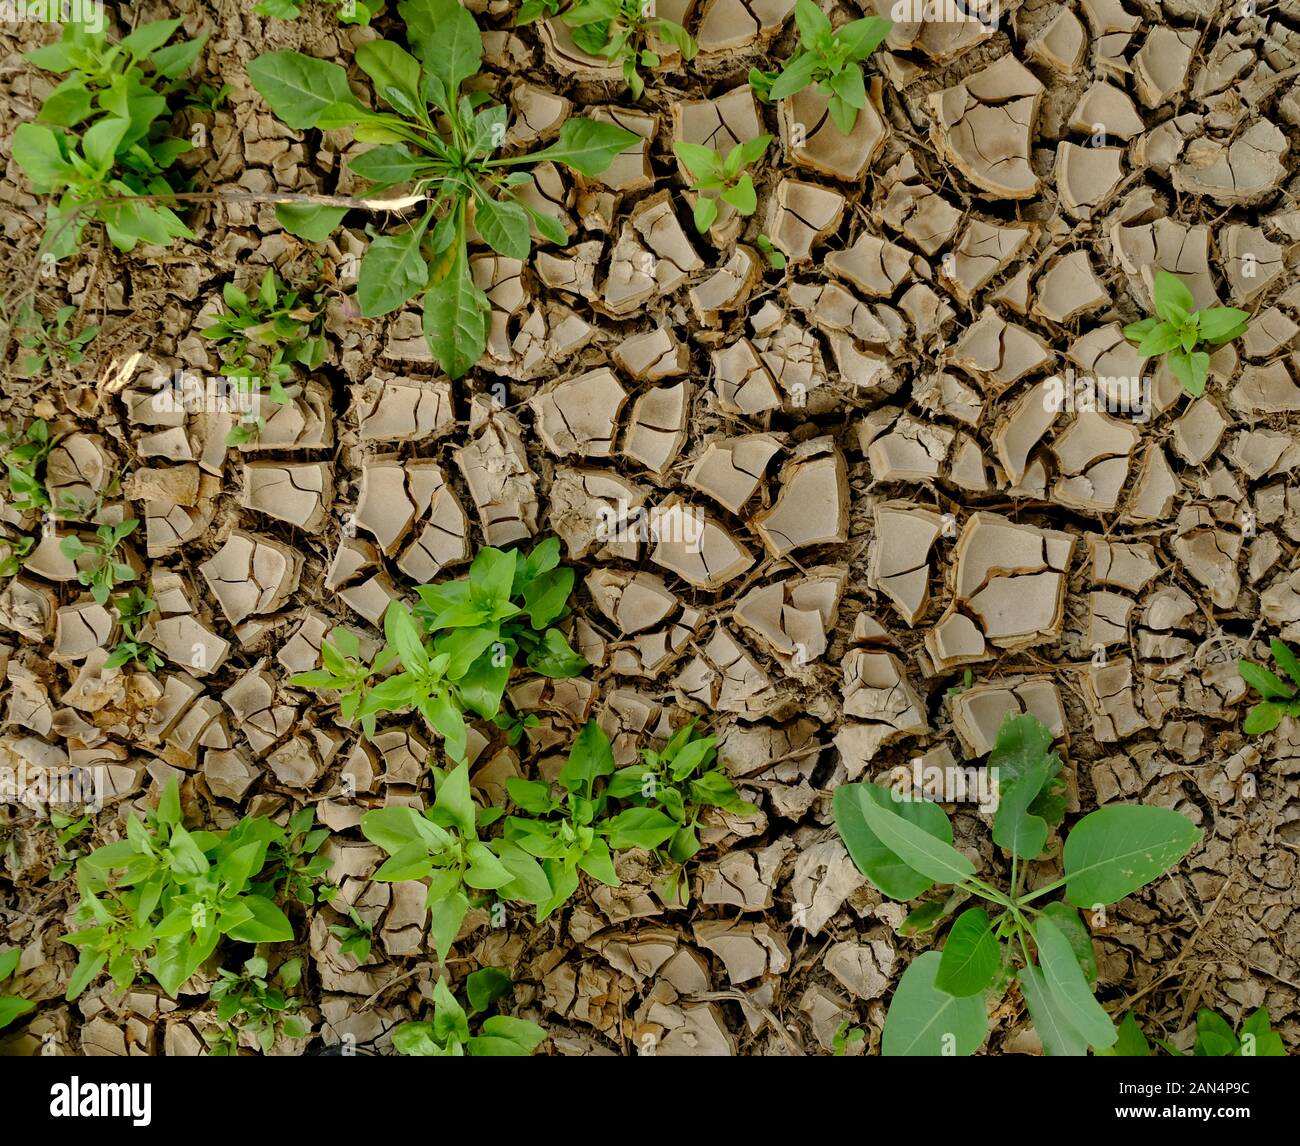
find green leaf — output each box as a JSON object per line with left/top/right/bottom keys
{"left": 360, "top": 806, "right": 426, "bottom": 852}
{"left": 794, "top": 0, "right": 832, "bottom": 44}
{"left": 1018, "top": 965, "right": 1089, "bottom": 1057}
{"left": 474, "top": 195, "right": 532, "bottom": 260}
{"left": 422, "top": 244, "right": 489, "bottom": 379}
{"left": 0, "top": 948, "right": 21, "bottom": 981}
{"left": 1269, "top": 639, "right": 1300, "bottom": 690}
{"left": 1063, "top": 805, "right": 1202, "bottom": 907}
{"left": 692, "top": 196, "right": 718, "bottom": 235}
{"left": 826, "top": 63, "right": 866, "bottom": 110}
{"left": 427, "top": 888, "right": 470, "bottom": 962}
{"left": 1098, "top": 1012, "right": 1152, "bottom": 1057}
{"left": 1035, "top": 918, "right": 1116, "bottom": 1049}
{"left": 465, "top": 967, "right": 512, "bottom": 1015}
{"left": 349, "top": 144, "right": 428, "bottom": 187}
{"left": 0, "top": 996, "right": 35, "bottom": 1031}
{"left": 225, "top": 896, "right": 295, "bottom": 943}
{"left": 383, "top": 600, "right": 430, "bottom": 671}
{"left": 768, "top": 51, "right": 820, "bottom": 101}
{"left": 559, "top": 720, "right": 615, "bottom": 796}
{"left": 857, "top": 786, "right": 976, "bottom": 886}
{"left": 468, "top": 1015, "right": 546, "bottom": 1055}
{"left": 526, "top": 627, "right": 586, "bottom": 677}
{"left": 935, "top": 908, "right": 1000, "bottom": 997}
{"left": 12, "top": 124, "right": 73, "bottom": 193}
{"left": 719, "top": 174, "right": 757, "bottom": 216}
{"left": 522, "top": 566, "right": 573, "bottom": 627}
{"left": 1151, "top": 270, "right": 1196, "bottom": 322}
{"left": 1238, "top": 659, "right": 1294, "bottom": 700}
{"left": 837, "top": 15, "right": 893, "bottom": 59}
{"left": 120, "top": 18, "right": 184, "bottom": 58}
{"left": 602, "top": 807, "right": 678, "bottom": 850}
{"left": 882, "top": 951, "right": 987, "bottom": 1056}
{"left": 1194, "top": 1008, "right": 1239, "bottom": 1056}
{"left": 1239, "top": 1008, "right": 1286, "bottom": 1057}
{"left": 1197, "top": 307, "right": 1249, "bottom": 345}
{"left": 358, "top": 210, "right": 434, "bottom": 317}
{"left": 1039, "top": 902, "right": 1097, "bottom": 986}
{"left": 247, "top": 52, "right": 359, "bottom": 130}
{"left": 673, "top": 141, "right": 722, "bottom": 182}
{"left": 1136, "top": 324, "right": 1182, "bottom": 357}
{"left": 833, "top": 782, "right": 953, "bottom": 900}
{"left": 434, "top": 762, "right": 476, "bottom": 837}
{"left": 355, "top": 40, "right": 424, "bottom": 118}
{"left": 993, "top": 756, "right": 1055, "bottom": 860}
{"left": 400, "top": 0, "right": 482, "bottom": 93}
{"left": 524, "top": 118, "right": 639, "bottom": 177}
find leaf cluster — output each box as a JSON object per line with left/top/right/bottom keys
{"left": 59, "top": 518, "right": 139, "bottom": 606}
{"left": 14, "top": 302, "right": 98, "bottom": 377}
{"left": 561, "top": 0, "right": 697, "bottom": 99}
{"left": 393, "top": 968, "right": 546, "bottom": 1056}
{"left": 1, "top": 418, "right": 58, "bottom": 514}
{"left": 256, "top": 0, "right": 380, "bottom": 24}
{"left": 1103, "top": 1007, "right": 1285, "bottom": 1057}
{"left": 205, "top": 955, "right": 309, "bottom": 1055}
{"left": 672, "top": 136, "right": 771, "bottom": 234}
{"left": 1237, "top": 638, "right": 1300, "bottom": 735}
{"left": 105, "top": 584, "right": 163, "bottom": 671}
{"left": 0, "top": 947, "right": 34, "bottom": 1032}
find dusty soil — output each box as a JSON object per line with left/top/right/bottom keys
{"left": 1, "top": 0, "right": 1298, "bottom": 1056}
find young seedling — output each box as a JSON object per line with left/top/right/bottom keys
{"left": 329, "top": 905, "right": 375, "bottom": 964}
{"left": 247, "top": 0, "right": 637, "bottom": 378}
{"left": 1123, "top": 270, "right": 1249, "bottom": 397}
{"left": 65, "top": 779, "right": 298, "bottom": 1000}
{"left": 201, "top": 269, "right": 329, "bottom": 445}
{"left": 361, "top": 761, "right": 552, "bottom": 961}
{"left": 832, "top": 1019, "right": 865, "bottom": 1056}
{"left": 105, "top": 585, "right": 162, "bottom": 671}
{"left": 561, "top": 0, "right": 697, "bottom": 100}
{"left": 1237, "top": 638, "right": 1300, "bottom": 734}
{"left": 393, "top": 968, "right": 546, "bottom": 1056}
{"left": 505, "top": 720, "right": 679, "bottom": 919}
{"left": 206, "top": 956, "right": 309, "bottom": 1056}
{"left": 47, "top": 810, "right": 93, "bottom": 882}
{"left": 14, "top": 302, "right": 98, "bottom": 377}
{"left": 0, "top": 534, "right": 36, "bottom": 580}
{"left": 945, "top": 667, "right": 974, "bottom": 700}
{"left": 492, "top": 706, "right": 540, "bottom": 746}
{"left": 13, "top": 17, "right": 204, "bottom": 259}
{"left": 0, "top": 418, "right": 58, "bottom": 514}
{"left": 0, "top": 947, "right": 35, "bottom": 1032}
{"left": 673, "top": 136, "right": 772, "bottom": 234}
{"left": 755, "top": 233, "right": 787, "bottom": 271}
{"left": 60, "top": 519, "right": 139, "bottom": 606}
{"left": 750, "top": 0, "right": 892, "bottom": 135}
{"left": 254, "top": 806, "right": 334, "bottom": 906}
{"left": 833, "top": 712, "right": 1202, "bottom": 1056}
{"left": 256, "top": 0, "right": 380, "bottom": 24}
{"left": 604, "top": 719, "right": 756, "bottom": 901}
{"left": 1103, "top": 1007, "right": 1285, "bottom": 1057}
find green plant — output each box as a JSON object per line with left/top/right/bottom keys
{"left": 833, "top": 712, "right": 1203, "bottom": 1056}
{"left": 200, "top": 269, "right": 329, "bottom": 445}
{"left": 247, "top": 0, "right": 637, "bottom": 378}
{"left": 48, "top": 810, "right": 93, "bottom": 882}
{"left": 755, "top": 233, "right": 786, "bottom": 271}
{"left": 0, "top": 533, "right": 35, "bottom": 579}
{"left": 393, "top": 968, "right": 546, "bottom": 1056}
{"left": 1123, "top": 270, "right": 1249, "bottom": 397}
{"left": 181, "top": 81, "right": 232, "bottom": 112}
{"left": 492, "top": 706, "right": 540, "bottom": 746}
{"left": 604, "top": 719, "right": 756, "bottom": 901}
{"left": 291, "top": 539, "right": 586, "bottom": 763}
{"left": 64, "top": 779, "right": 300, "bottom": 1000}
{"left": 60, "top": 518, "right": 139, "bottom": 606}
{"left": 256, "top": 0, "right": 380, "bottom": 23}
{"left": 1237, "top": 638, "right": 1300, "bottom": 735}
{"left": 254, "top": 807, "right": 334, "bottom": 906}
{"left": 329, "top": 905, "right": 375, "bottom": 963}
{"left": 14, "top": 303, "right": 98, "bottom": 376}
{"left": 205, "top": 956, "right": 309, "bottom": 1055}
{"left": 945, "top": 667, "right": 974, "bottom": 699}
{"left": 515, "top": 0, "right": 563, "bottom": 22}
{"left": 361, "top": 761, "right": 552, "bottom": 960}
{"left": 0, "top": 947, "right": 35, "bottom": 1031}
{"left": 750, "top": 0, "right": 892, "bottom": 134}
{"left": 105, "top": 585, "right": 162, "bottom": 671}
{"left": 1103, "top": 1007, "right": 1285, "bottom": 1057}
{"left": 673, "top": 136, "right": 771, "bottom": 234}
{"left": 832, "top": 1019, "right": 865, "bottom": 1056}
{"left": 13, "top": 16, "right": 204, "bottom": 259}
{"left": 561, "top": 0, "right": 696, "bottom": 99}
{"left": 505, "top": 720, "right": 679, "bottom": 920}
{"left": 1, "top": 418, "right": 58, "bottom": 514}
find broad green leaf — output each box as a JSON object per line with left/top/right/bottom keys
{"left": 0, "top": 996, "right": 35, "bottom": 1030}
{"left": 693, "top": 196, "right": 718, "bottom": 234}
{"left": 673, "top": 141, "right": 722, "bottom": 182}
{"left": 1194, "top": 1008, "right": 1238, "bottom": 1056}
{"left": 1270, "top": 639, "right": 1300, "bottom": 689}
{"left": 882, "top": 951, "right": 987, "bottom": 1057}
{"left": 1097, "top": 1012, "right": 1152, "bottom": 1057}
{"left": 247, "top": 52, "right": 359, "bottom": 129}
{"left": 837, "top": 15, "right": 893, "bottom": 59}
{"left": 935, "top": 908, "right": 999, "bottom": 998}
{"left": 400, "top": 0, "right": 481, "bottom": 92}
{"left": 720, "top": 174, "right": 756, "bottom": 216}
{"left": 474, "top": 194, "right": 531, "bottom": 260}
{"left": 794, "top": 0, "right": 832, "bottom": 44}
{"left": 1152, "top": 270, "right": 1195, "bottom": 321}
{"left": 1039, "top": 902, "right": 1097, "bottom": 986}
{"left": 1239, "top": 1008, "right": 1285, "bottom": 1057}
{"left": 602, "top": 807, "right": 678, "bottom": 850}
{"left": 0, "top": 949, "right": 21, "bottom": 981}
{"left": 857, "top": 786, "right": 975, "bottom": 886}
{"left": 1238, "top": 659, "right": 1294, "bottom": 700}
{"left": 1196, "top": 306, "right": 1249, "bottom": 343}
{"left": 559, "top": 720, "right": 615, "bottom": 796}
{"left": 12, "top": 124, "right": 73, "bottom": 193}
{"left": 120, "top": 18, "right": 183, "bottom": 58}
{"left": 465, "top": 967, "right": 512, "bottom": 1015}
{"left": 358, "top": 210, "right": 433, "bottom": 317}
{"left": 422, "top": 245, "right": 489, "bottom": 379}
{"left": 1063, "top": 805, "right": 1202, "bottom": 907}
{"left": 349, "top": 145, "right": 429, "bottom": 187}
{"left": 833, "top": 782, "right": 953, "bottom": 900}
{"left": 360, "top": 806, "right": 426, "bottom": 852}
{"left": 427, "top": 888, "right": 470, "bottom": 962}
{"left": 225, "top": 896, "right": 295, "bottom": 943}
{"left": 1136, "top": 324, "right": 1183, "bottom": 357}
{"left": 355, "top": 39, "right": 424, "bottom": 118}
{"left": 276, "top": 203, "right": 348, "bottom": 242}
{"left": 993, "top": 756, "right": 1054, "bottom": 860}
{"left": 524, "top": 118, "right": 639, "bottom": 177}
{"left": 768, "top": 51, "right": 820, "bottom": 100}
{"left": 383, "top": 600, "right": 430, "bottom": 671}
{"left": 1018, "top": 966, "right": 1088, "bottom": 1057}
{"left": 434, "top": 763, "right": 476, "bottom": 837}
{"left": 1035, "top": 918, "right": 1116, "bottom": 1049}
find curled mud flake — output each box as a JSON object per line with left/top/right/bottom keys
{"left": 613, "top": 328, "right": 690, "bottom": 382}
{"left": 1050, "top": 410, "right": 1140, "bottom": 513}
{"left": 867, "top": 413, "right": 954, "bottom": 484}
{"left": 779, "top": 82, "right": 887, "bottom": 183}
{"left": 241, "top": 461, "right": 332, "bottom": 533}
{"left": 1027, "top": 6, "right": 1087, "bottom": 74}
{"left": 338, "top": 570, "right": 403, "bottom": 627}
{"left": 686, "top": 433, "right": 782, "bottom": 514}
{"left": 1032, "top": 251, "right": 1109, "bottom": 324}
{"left": 925, "top": 609, "right": 987, "bottom": 671}
{"left": 623, "top": 380, "right": 693, "bottom": 475}
{"left": 1069, "top": 81, "right": 1144, "bottom": 139}
{"left": 548, "top": 466, "right": 648, "bottom": 561}
{"left": 940, "top": 220, "right": 1035, "bottom": 303}
{"left": 648, "top": 496, "right": 754, "bottom": 590}
{"left": 675, "top": 625, "right": 782, "bottom": 718}
{"left": 276, "top": 609, "right": 331, "bottom": 677}
{"left": 53, "top": 601, "right": 114, "bottom": 663}
{"left": 1171, "top": 120, "right": 1290, "bottom": 206}
{"left": 142, "top": 473, "right": 220, "bottom": 558}
{"left": 948, "top": 434, "right": 991, "bottom": 493}
{"left": 825, "top": 940, "right": 896, "bottom": 1002}
{"left": 766, "top": 179, "right": 845, "bottom": 264}
{"left": 510, "top": 304, "right": 596, "bottom": 379}
{"left": 397, "top": 483, "right": 471, "bottom": 584}
{"left": 1088, "top": 590, "right": 1133, "bottom": 649}
{"left": 945, "top": 309, "right": 1054, "bottom": 396}
{"left": 1241, "top": 308, "right": 1299, "bottom": 359}
{"left": 1054, "top": 142, "right": 1125, "bottom": 220}
{"left": 712, "top": 338, "right": 782, "bottom": 415}
{"left": 928, "top": 55, "right": 1044, "bottom": 199}
{"left": 355, "top": 459, "right": 445, "bottom": 556}
{"left": 454, "top": 404, "right": 540, "bottom": 547}
{"left": 989, "top": 265, "right": 1032, "bottom": 315}
{"left": 789, "top": 280, "right": 899, "bottom": 346}
{"left": 1171, "top": 397, "right": 1229, "bottom": 467}
{"left": 733, "top": 566, "right": 845, "bottom": 669}
{"left": 587, "top": 569, "right": 678, "bottom": 635}
{"left": 267, "top": 728, "right": 343, "bottom": 789}
{"left": 222, "top": 661, "right": 295, "bottom": 756}
{"left": 538, "top": 17, "right": 624, "bottom": 80}
{"left": 601, "top": 192, "right": 704, "bottom": 317}
{"left": 1132, "top": 26, "right": 1197, "bottom": 108}
{"left": 899, "top": 283, "right": 955, "bottom": 346}
{"left": 693, "top": 920, "right": 790, "bottom": 985}
{"left": 1262, "top": 569, "right": 1300, "bottom": 637}
{"left": 203, "top": 746, "right": 259, "bottom": 802}
{"left": 325, "top": 537, "right": 381, "bottom": 593}
{"left": 45, "top": 434, "right": 113, "bottom": 515}
{"left": 142, "top": 614, "right": 231, "bottom": 677}
{"left": 25, "top": 532, "right": 85, "bottom": 583}
{"left": 826, "top": 230, "right": 915, "bottom": 297}
{"left": 674, "top": 85, "right": 765, "bottom": 164}
{"left": 1082, "top": 657, "right": 1148, "bottom": 742}
{"left": 913, "top": 370, "right": 983, "bottom": 426}
{"left": 879, "top": 165, "right": 964, "bottom": 256}
{"left": 868, "top": 502, "right": 943, "bottom": 625}
{"left": 353, "top": 374, "right": 453, "bottom": 444}
{"left": 1110, "top": 217, "right": 1218, "bottom": 311}
{"left": 1078, "top": 0, "right": 1140, "bottom": 35}
{"left": 752, "top": 443, "right": 849, "bottom": 558}
{"left": 1088, "top": 536, "right": 1161, "bottom": 594}
{"left": 531, "top": 368, "right": 629, "bottom": 459}
{"left": 699, "top": 847, "right": 784, "bottom": 911}
{"left": 506, "top": 83, "right": 571, "bottom": 148}
{"left": 1230, "top": 359, "right": 1300, "bottom": 414}
{"left": 992, "top": 378, "right": 1059, "bottom": 486}
{"left": 516, "top": 161, "right": 575, "bottom": 242}
{"left": 695, "top": 0, "right": 795, "bottom": 54}
{"left": 1221, "top": 224, "right": 1285, "bottom": 305}
{"left": 591, "top": 107, "right": 659, "bottom": 193}
{"left": 199, "top": 530, "right": 303, "bottom": 627}
{"left": 690, "top": 246, "right": 762, "bottom": 326}
{"left": 757, "top": 320, "right": 829, "bottom": 410}
{"left": 834, "top": 650, "right": 929, "bottom": 776}
{"left": 536, "top": 240, "right": 604, "bottom": 300}
{"left": 950, "top": 678, "right": 1066, "bottom": 757}
{"left": 238, "top": 383, "right": 333, "bottom": 452}
{"left": 1172, "top": 508, "right": 1241, "bottom": 609}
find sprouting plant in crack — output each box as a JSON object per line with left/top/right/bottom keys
{"left": 945, "top": 667, "right": 974, "bottom": 700}
{"left": 105, "top": 584, "right": 163, "bottom": 671}
{"left": 832, "top": 1019, "right": 865, "bottom": 1056}
{"left": 393, "top": 968, "right": 546, "bottom": 1056}
{"left": 833, "top": 712, "right": 1202, "bottom": 1056}
{"left": 673, "top": 135, "right": 772, "bottom": 234}
{"left": 0, "top": 947, "right": 34, "bottom": 1032}
{"left": 13, "top": 302, "right": 98, "bottom": 378}
{"left": 247, "top": 0, "right": 638, "bottom": 379}
{"left": 60, "top": 518, "right": 139, "bottom": 606}
{"left": 1101, "top": 1006, "right": 1285, "bottom": 1058}
{"left": 0, "top": 418, "right": 59, "bottom": 514}
{"left": 750, "top": 0, "right": 892, "bottom": 135}
{"left": 12, "top": 15, "right": 205, "bottom": 259}
{"left": 0, "top": 534, "right": 35, "bottom": 580}
{"left": 329, "top": 904, "right": 375, "bottom": 963}
{"left": 200, "top": 268, "right": 329, "bottom": 446}
{"left": 205, "top": 956, "right": 309, "bottom": 1056}
{"left": 756, "top": 233, "right": 787, "bottom": 271}
{"left": 1237, "top": 638, "right": 1300, "bottom": 735}
{"left": 255, "top": 0, "right": 381, "bottom": 25}
{"left": 558, "top": 0, "right": 697, "bottom": 100}
{"left": 47, "top": 810, "right": 93, "bottom": 883}
{"left": 1123, "top": 270, "right": 1249, "bottom": 397}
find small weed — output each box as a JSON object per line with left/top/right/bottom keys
{"left": 60, "top": 519, "right": 139, "bottom": 606}
{"left": 1103, "top": 1007, "right": 1285, "bottom": 1057}
{"left": 105, "top": 585, "right": 162, "bottom": 671}
{"left": 561, "top": 0, "right": 696, "bottom": 100}
{"left": 1237, "top": 638, "right": 1300, "bottom": 734}
{"left": 393, "top": 968, "right": 545, "bottom": 1056}
{"left": 1, "top": 418, "right": 58, "bottom": 513}
{"left": 206, "top": 956, "right": 309, "bottom": 1055}
{"left": 14, "top": 303, "right": 98, "bottom": 377}
{"left": 755, "top": 233, "right": 787, "bottom": 270}
{"left": 673, "top": 136, "right": 772, "bottom": 234}
{"left": 0, "top": 947, "right": 34, "bottom": 1031}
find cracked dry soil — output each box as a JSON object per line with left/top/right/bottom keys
{"left": 1, "top": 0, "right": 1299, "bottom": 1057}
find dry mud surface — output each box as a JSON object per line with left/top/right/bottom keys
{"left": 1, "top": 0, "right": 1299, "bottom": 1056}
